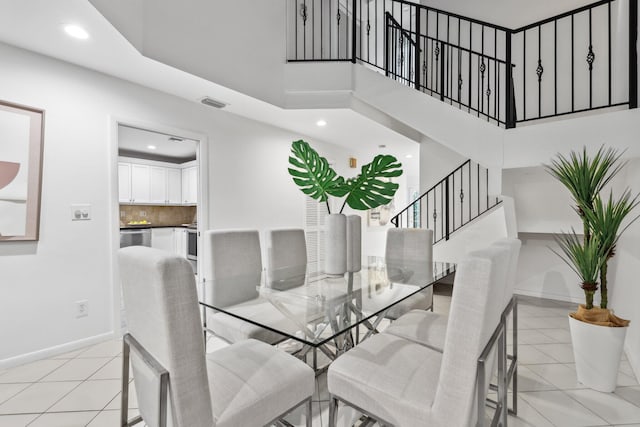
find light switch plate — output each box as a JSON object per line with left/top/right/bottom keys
{"left": 71, "top": 204, "right": 92, "bottom": 221}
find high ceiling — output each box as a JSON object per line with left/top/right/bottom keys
{"left": 0, "top": 0, "right": 420, "bottom": 165}
{"left": 419, "top": 0, "right": 598, "bottom": 28}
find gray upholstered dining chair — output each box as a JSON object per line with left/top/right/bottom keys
{"left": 203, "top": 229, "right": 289, "bottom": 344}
{"left": 327, "top": 245, "right": 509, "bottom": 427}
{"left": 265, "top": 228, "right": 307, "bottom": 291}
{"left": 118, "top": 246, "right": 315, "bottom": 427}
{"left": 383, "top": 238, "right": 520, "bottom": 352}
{"left": 383, "top": 228, "right": 434, "bottom": 320}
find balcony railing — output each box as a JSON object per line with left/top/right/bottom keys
{"left": 287, "top": 0, "right": 637, "bottom": 127}
{"left": 390, "top": 159, "right": 501, "bottom": 243}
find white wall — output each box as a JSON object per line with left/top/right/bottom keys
{"left": 607, "top": 158, "right": 640, "bottom": 380}
{"left": 0, "top": 42, "right": 404, "bottom": 365}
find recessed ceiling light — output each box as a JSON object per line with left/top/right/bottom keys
{"left": 64, "top": 25, "right": 89, "bottom": 40}
{"left": 147, "top": 145, "right": 157, "bottom": 150}
{"left": 316, "top": 120, "right": 327, "bottom": 127}
{"left": 406, "top": 154, "right": 413, "bottom": 159}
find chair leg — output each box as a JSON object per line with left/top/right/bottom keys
{"left": 328, "top": 397, "right": 339, "bottom": 427}
{"left": 306, "top": 399, "right": 313, "bottom": 427}
{"left": 121, "top": 337, "right": 130, "bottom": 427}
{"left": 512, "top": 297, "right": 518, "bottom": 415}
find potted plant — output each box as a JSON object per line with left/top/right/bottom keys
{"left": 546, "top": 146, "right": 638, "bottom": 392}
{"left": 288, "top": 140, "right": 403, "bottom": 275}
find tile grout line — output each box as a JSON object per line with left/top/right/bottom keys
{"left": 25, "top": 353, "right": 119, "bottom": 426}
{"left": 519, "top": 390, "right": 609, "bottom": 427}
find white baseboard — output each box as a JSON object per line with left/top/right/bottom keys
{"left": 0, "top": 332, "right": 117, "bottom": 370}
{"left": 514, "top": 289, "right": 583, "bottom": 304}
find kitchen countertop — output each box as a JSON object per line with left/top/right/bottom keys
{"left": 119, "top": 224, "right": 196, "bottom": 230}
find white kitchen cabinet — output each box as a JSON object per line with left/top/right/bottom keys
{"left": 118, "top": 163, "right": 132, "bottom": 203}
{"left": 167, "top": 168, "right": 182, "bottom": 204}
{"left": 151, "top": 228, "right": 174, "bottom": 253}
{"left": 118, "top": 159, "right": 191, "bottom": 205}
{"left": 130, "top": 164, "right": 151, "bottom": 203}
{"left": 174, "top": 227, "right": 188, "bottom": 258}
{"left": 150, "top": 166, "right": 183, "bottom": 205}
{"left": 149, "top": 167, "right": 167, "bottom": 204}
{"left": 181, "top": 166, "right": 198, "bottom": 204}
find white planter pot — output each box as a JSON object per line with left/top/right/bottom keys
{"left": 569, "top": 315, "right": 627, "bottom": 392}
{"left": 325, "top": 214, "right": 362, "bottom": 276}
{"left": 325, "top": 213, "right": 347, "bottom": 276}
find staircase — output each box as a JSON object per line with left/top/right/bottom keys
{"left": 391, "top": 159, "right": 501, "bottom": 242}
{"left": 287, "top": 0, "right": 637, "bottom": 128}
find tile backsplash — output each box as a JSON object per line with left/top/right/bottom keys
{"left": 120, "top": 205, "right": 196, "bottom": 227}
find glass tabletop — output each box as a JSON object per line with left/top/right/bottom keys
{"left": 199, "top": 256, "right": 455, "bottom": 348}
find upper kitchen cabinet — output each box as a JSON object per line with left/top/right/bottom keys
{"left": 119, "top": 162, "right": 151, "bottom": 204}
{"left": 149, "top": 166, "right": 182, "bottom": 204}
{"left": 118, "top": 159, "right": 194, "bottom": 206}
{"left": 167, "top": 168, "right": 182, "bottom": 204}
{"left": 182, "top": 166, "right": 198, "bottom": 205}
{"left": 118, "top": 163, "right": 132, "bottom": 203}
{"left": 130, "top": 164, "right": 151, "bottom": 203}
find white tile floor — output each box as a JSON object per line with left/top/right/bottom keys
{"left": 0, "top": 295, "right": 637, "bottom": 426}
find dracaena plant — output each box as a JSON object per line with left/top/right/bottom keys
{"left": 288, "top": 140, "right": 403, "bottom": 214}
{"left": 552, "top": 230, "right": 607, "bottom": 309}
{"left": 545, "top": 146, "right": 625, "bottom": 241}
{"left": 547, "top": 145, "right": 639, "bottom": 309}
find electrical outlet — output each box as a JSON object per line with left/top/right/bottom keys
{"left": 71, "top": 204, "right": 92, "bottom": 221}
{"left": 75, "top": 300, "right": 89, "bottom": 318}
{"left": 140, "top": 211, "right": 147, "bottom": 218}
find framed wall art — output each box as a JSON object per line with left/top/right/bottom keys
{"left": 0, "top": 100, "right": 45, "bottom": 241}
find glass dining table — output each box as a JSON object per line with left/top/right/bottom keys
{"left": 199, "top": 256, "right": 455, "bottom": 372}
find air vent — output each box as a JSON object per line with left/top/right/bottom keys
{"left": 168, "top": 136, "right": 184, "bottom": 142}
{"left": 200, "top": 97, "right": 227, "bottom": 109}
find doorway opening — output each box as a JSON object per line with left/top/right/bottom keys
{"left": 115, "top": 123, "right": 202, "bottom": 329}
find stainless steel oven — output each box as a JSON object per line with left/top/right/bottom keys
{"left": 187, "top": 229, "right": 197, "bottom": 261}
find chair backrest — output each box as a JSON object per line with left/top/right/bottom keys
{"left": 265, "top": 228, "right": 307, "bottom": 291}
{"left": 385, "top": 228, "right": 434, "bottom": 262}
{"left": 431, "top": 245, "right": 509, "bottom": 426}
{"left": 385, "top": 228, "right": 434, "bottom": 285}
{"left": 203, "top": 230, "right": 261, "bottom": 307}
{"left": 119, "top": 246, "right": 213, "bottom": 427}
{"left": 492, "top": 238, "right": 522, "bottom": 309}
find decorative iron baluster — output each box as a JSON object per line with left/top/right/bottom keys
{"left": 536, "top": 60, "right": 544, "bottom": 82}
{"left": 434, "top": 44, "right": 440, "bottom": 60}
{"left": 337, "top": 9, "right": 341, "bottom": 25}
{"left": 479, "top": 60, "right": 486, "bottom": 75}
{"left": 587, "top": 45, "right": 595, "bottom": 71}
{"left": 300, "top": 3, "right": 307, "bottom": 23}
{"left": 367, "top": 20, "right": 371, "bottom": 36}
{"left": 458, "top": 75, "right": 463, "bottom": 90}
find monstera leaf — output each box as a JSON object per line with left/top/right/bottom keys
{"left": 288, "top": 140, "right": 344, "bottom": 206}
{"left": 339, "top": 154, "right": 403, "bottom": 211}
